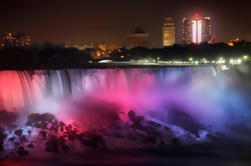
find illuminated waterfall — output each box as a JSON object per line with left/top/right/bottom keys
{"left": 0, "top": 66, "right": 250, "bottom": 135}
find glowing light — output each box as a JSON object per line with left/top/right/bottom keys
{"left": 221, "top": 65, "right": 230, "bottom": 71}
{"left": 198, "top": 20, "right": 202, "bottom": 43}
{"left": 228, "top": 42, "right": 234, "bottom": 47}
{"left": 229, "top": 59, "right": 234, "bottom": 64}
{"left": 192, "top": 20, "right": 197, "bottom": 43}
{"left": 192, "top": 19, "right": 202, "bottom": 44}
{"left": 237, "top": 59, "right": 242, "bottom": 64}
{"left": 243, "top": 55, "right": 248, "bottom": 60}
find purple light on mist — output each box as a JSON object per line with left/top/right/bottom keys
{"left": 0, "top": 66, "right": 250, "bottom": 138}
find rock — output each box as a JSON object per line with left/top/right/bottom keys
{"left": 14, "top": 129, "right": 23, "bottom": 136}
{"left": 59, "top": 121, "right": 66, "bottom": 132}
{"left": 45, "top": 136, "right": 59, "bottom": 153}
{"left": 65, "top": 130, "right": 78, "bottom": 141}
{"left": 128, "top": 110, "right": 136, "bottom": 121}
{"left": 27, "top": 113, "right": 41, "bottom": 124}
{"left": 8, "top": 137, "right": 15, "bottom": 142}
{"left": 144, "top": 136, "right": 157, "bottom": 144}
{"left": 25, "top": 121, "right": 33, "bottom": 126}
{"left": 26, "top": 113, "right": 55, "bottom": 129}
{"left": 17, "top": 146, "right": 29, "bottom": 156}
{"left": 65, "top": 124, "right": 73, "bottom": 132}
{"left": 41, "top": 113, "right": 55, "bottom": 123}
{"left": 128, "top": 110, "right": 145, "bottom": 124}
{"left": 127, "top": 132, "right": 146, "bottom": 141}
{"left": 0, "top": 126, "right": 7, "bottom": 151}
{"left": 0, "top": 144, "right": 3, "bottom": 151}
{"left": 143, "top": 126, "right": 161, "bottom": 137}
{"left": 164, "top": 126, "right": 170, "bottom": 130}
{"left": 27, "top": 143, "right": 34, "bottom": 148}
{"left": 59, "top": 137, "right": 70, "bottom": 152}
{"left": 206, "top": 133, "right": 219, "bottom": 141}
{"left": 19, "top": 136, "right": 28, "bottom": 143}
{"left": 50, "top": 125, "right": 58, "bottom": 133}
{"left": 172, "top": 138, "right": 180, "bottom": 145}
{"left": 166, "top": 107, "right": 205, "bottom": 137}
{"left": 35, "top": 121, "right": 48, "bottom": 129}
{"left": 107, "top": 132, "right": 123, "bottom": 138}
{"left": 147, "top": 121, "right": 161, "bottom": 128}
{"left": 40, "top": 131, "right": 47, "bottom": 140}
{"left": 78, "top": 132, "right": 105, "bottom": 149}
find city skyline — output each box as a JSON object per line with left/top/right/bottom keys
{"left": 0, "top": 0, "right": 250, "bottom": 48}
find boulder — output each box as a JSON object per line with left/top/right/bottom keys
{"left": 14, "top": 129, "right": 23, "bottom": 136}
{"left": 17, "top": 146, "right": 29, "bottom": 156}
{"left": 45, "top": 136, "right": 59, "bottom": 153}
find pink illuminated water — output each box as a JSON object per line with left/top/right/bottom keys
{"left": 0, "top": 66, "right": 250, "bottom": 136}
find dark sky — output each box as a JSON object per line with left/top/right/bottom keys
{"left": 0, "top": 0, "right": 250, "bottom": 47}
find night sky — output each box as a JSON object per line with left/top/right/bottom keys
{"left": 0, "top": 0, "right": 250, "bottom": 48}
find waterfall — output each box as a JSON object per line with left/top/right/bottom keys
{"left": 0, "top": 66, "right": 250, "bottom": 135}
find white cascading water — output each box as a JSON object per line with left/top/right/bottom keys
{"left": 0, "top": 66, "right": 250, "bottom": 136}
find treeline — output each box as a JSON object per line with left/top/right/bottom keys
{"left": 111, "top": 42, "right": 251, "bottom": 62}
{"left": 0, "top": 43, "right": 93, "bottom": 69}
{"left": 0, "top": 42, "right": 250, "bottom": 69}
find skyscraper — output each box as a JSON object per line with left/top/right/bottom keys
{"left": 203, "top": 17, "right": 212, "bottom": 43}
{"left": 182, "top": 14, "right": 212, "bottom": 44}
{"left": 163, "top": 17, "right": 175, "bottom": 46}
{"left": 182, "top": 17, "right": 192, "bottom": 44}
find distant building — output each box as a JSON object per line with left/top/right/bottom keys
{"left": 125, "top": 27, "right": 149, "bottom": 49}
{"left": 90, "top": 43, "right": 123, "bottom": 60}
{"left": 163, "top": 17, "right": 175, "bottom": 46}
{"left": 0, "top": 32, "right": 31, "bottom": 47}
{"left": 203, "top": 17, "right": 212, "bottom": 43}
{"left": 64, "top": 42, "right": 94, "bottom": 50}
{"left": 228, "top": 38, "right": 240, "bottom": 46}
{"left": 98, "top": 43, "right": 106, "bottom": 51}
{"left": 182, "top": 14, "right": 212, "bottom": 44}
{"left": 182, "top": 17, "right": 192, "bottom": 44}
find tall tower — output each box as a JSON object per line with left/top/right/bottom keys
{"left": 203, "top": 17, "right": 212, "bottom": 43}
{"left": 182, "top": 17, "right": 191, "bottom": 44}
{"left": 163, "top": 17, "right": 175, "bottom": 46}
{"left": 192, "top": 14, "right": 203, "bottom": 44}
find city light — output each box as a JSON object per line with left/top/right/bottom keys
{"left": 229, "top": 59, "right": 234, "bottom": 64}
{"left": 192, "top": 19, "right": 203, "bottom": 44}
{"left": 198, "top": 20, "right": 202, "bottom": 43}
{"left": 221, "top": 65, "right": 230, "bottom": 70}
{"left": 243, "top": 55, "right": 249, "bottom": 60}
{"left": 237, "top": 58, "right": 242, "bottom": 64}
{"left": 192, "top": 20, "right": 197, "bottom": 43}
